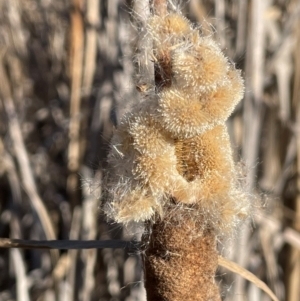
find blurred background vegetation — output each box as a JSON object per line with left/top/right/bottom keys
{"left": 0, "top": 0, "right": 300, "bottom": 300}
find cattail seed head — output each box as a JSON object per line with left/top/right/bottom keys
{"left": 172, "top": 38, "right": 229, "bottom": 93}
{"left": 104, "top": 7, "right": 250, "bottom": 236}
{"left": 203, "top": 68, "right": 244, "bottom": 122}
{"left": 105, "top": 185, "right": 163, "bottom": 224}
{"left": 127, "top": 112, "right": 171, "bottom": 157}
{"left": 157, "top": 88, "right": 213, "bottom": 138}
{"left": 148, "top": 13, "right": 191, "bottom": 42}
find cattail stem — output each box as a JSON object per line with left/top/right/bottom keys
{"left": 142, "top": 210, "right": 220, "bottom": 301}
{"left": 150, "top": 0, "right": 172, "bottom": 90}
{"left": 151, "top": 0, "right": 167, "bottom": 16}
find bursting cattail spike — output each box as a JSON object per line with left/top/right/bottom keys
{"left": 104, "top": 1, "right": 250, "bottom": 300}
{"left": 105, "top": 25, "right": 248, "bottom": 232}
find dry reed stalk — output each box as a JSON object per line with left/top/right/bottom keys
{"left": 189, "top": 0, "right": 212, "bottom": 34}
{"left": 214, "top": 0, "right": 225, "bottom": 49}
{"left": 1, "top": 143, "right": 30, "bottom": 300}
{"left": 235, "top": 0, "right": 248, "bottom": 57}
{"left": 63, "top": 206, "right": 81, "bottom": 301}
{"left": 286, "top": 15, "right": 300, "bottom": 301}
{"left": 0, "top": 238, "right": 137, "bottom": 250}
{"left": 218, "top": 255, "right": 279, "bottom": 301}
{"left": 10, "top": 248, "right": 30, "bottom": 301}
{"left": 234, "top": 0, "right": 267, "bottom": 299}
{"left": 9, "top": 215, "right": 30, "bottom": 301}
{"left": 81, "top": 167, "right": 99, "bottom": 301}
{"left": 0, "top": 58, "right": 59, "bottom": 265}
{"left": 260, "top": 223, "right": 284, "bottom": 299}
{"left": 67, "top": 0, "right": 85, "bottom": 208}
{"left": 82, "top": 0, "right": 100, "bottom": 96}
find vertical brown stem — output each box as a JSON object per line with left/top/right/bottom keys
{"left": 151, "top": 0, "right": 167, "bottom": 16}
{"left": 151, "top": 0, "right": 172, "bottom": 90}
{"left": 286, "top": 18, "right": 300, "bottom": 301}
{"left": 143, "top": 211, "right": 220, "bottom": 301}
{"left": 67, "top": 0, "right": 85, "bottom": 209}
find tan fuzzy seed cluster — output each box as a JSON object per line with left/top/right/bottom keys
{"left": 148, "top": 13, "right": 191, "bottom": 40}
{"left": 104, "top": 10, "right": 249, "bottom": 236}
{"left": 172, "top": 38, "right": 229, "bottom": 93}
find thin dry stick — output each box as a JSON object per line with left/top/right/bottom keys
{"left": 3, "top": 145, "right": 30, "bottom": 301}
{"left": 255, "top": 214, "right": 300, "bottom": 250}
{"left": 6, "top": 0, "right": 27, "bottom": 56}
{"left": 81, "top": 167, "right": 99, "bottom": 301}
{"left": 0, "top": 60, "right": 59, "bottom": 265}
{"left": 236, "top": 0, "right": 267, "bottom": 299}
{"left": 214, "top": 0, "right": 226, "bottom": 49}
{"left": 67, "top": 0, "right": 85, "bottom": 207}
{"left": 1, "top": 229, "right": 299, "bottom": 251}
{"left": 64, "top": 207, "right": 81, "bottom": 301}
{"left": 3, "top": 219, "right": 300, "bottom": 251}
{"left": 189, "top": 0, "right": 211, "bottom": 33}
{"left": 260, "top": 110, "right": 281, "bottom": 191}
{"left": 260, "top": 223, "right": 284, "bottom": 299}
{"left": 0, "top": 139, "right": 22, "bottom": 207}
{"left": 82, "top": 0, "right": 100, "bottom": 96}
{"left": 242, "top": 0, "right": 267, "bottom": 185}
{"left": 9, "top": 216, "right": 30, "bottom": 301}
{"left": 218, "top": 256, "right": 280, "bottom": 301}
{"left": 10, "top": 249, "right": 30, "bottom": 301}
{"left": 150, "top": 0, "right": 171, "bottom": 90}
{"left": 286, "top": 15, "right": 300, "bottom": 301}
{"left": 0, "top": 238, "right": 138, "bottom": 250}
{"left": 274, "top": 136, "right": 297, "bottom": 195}
{"left": 273, "top": 37, "right": 293, "bottom": 123}
{"left": 235, "top": 0, "right": 248, "bottom": 56}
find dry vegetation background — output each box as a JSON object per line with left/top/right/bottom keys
{"left": 0, "top": 0, "right": 300, "bottom": 300}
